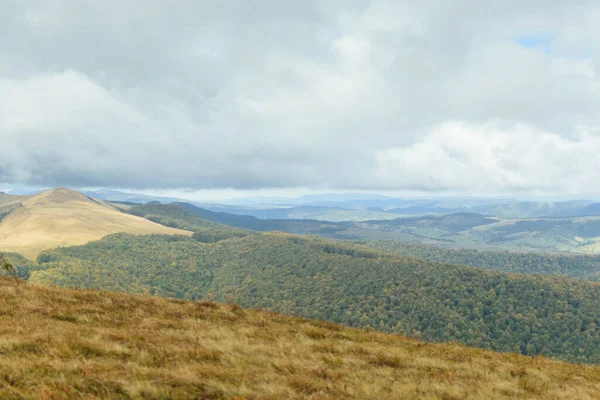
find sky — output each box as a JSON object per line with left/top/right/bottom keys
{"left": 1, "top": 1, "right": 600, "bottom": 199}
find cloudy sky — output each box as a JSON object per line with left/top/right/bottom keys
{"left": 1, "top": 1, "right": 599, "bottom": 198}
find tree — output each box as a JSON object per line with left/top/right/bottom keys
{"left": 1, "top": 253, "right": 18, "bottom": 283}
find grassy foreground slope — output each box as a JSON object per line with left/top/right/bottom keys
{"left": 0, "top": 189, "right": 191, "bottom": 259}
{"left": 2, "top": 278, "right": 600, "bottom": 399}
{"left": 26, "top": 233, "right": 600, "bottom": 365}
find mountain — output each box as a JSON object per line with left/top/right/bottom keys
{"left": 5, "top": 188, "right": 192, "bottom": 205}
{"left": 82, "top": 189, "right": 190, "bottom": 204}
{"left": 125, "top": 202, "right": 600, "bottom": 254}
{"left": 220, "top": 192, "right": 394, "bottom": 206}
{"left": 0, "top": 192, "right": 24, "bottom": 206}
{"left": 9, "top": 197, "right": 600, "bottom": 365}
{"left": 318, "top": 213, "right": 600, "bottom": 254}
{"left": 0, "top": 188, "right": 191, "bottom": 259}
{"left": 365, "top": 240, "right": 600, "bottom": 281}
{"left": 216, "top": 195, "right": 600, "bottom": 219}
{"left": 551, "top": 203, "right": 600, "bottom": 218}
{"left": 3, "top": 277, "right": 600, "bottom": 399}
{"left": 130, "top": 202, "right": 347, "bottom": 236}
{"left": 204, "top": 204, "right": 399, "bottom": 222}
{"left": 0, "top": 193, "right": 24, "bottom": 223}
{"left": 17, "top": 231, "right": 600, "bottom": 365}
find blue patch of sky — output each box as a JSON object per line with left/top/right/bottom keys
{"left": 515, "top": 35, "right": 554, "bottom": 54}
{"left": 515, "top": 34, "right": 593, "bottom": 59}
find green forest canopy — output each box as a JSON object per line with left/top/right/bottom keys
{"left": 365, "top": 240, "right": 600, "bottom": 281}
{"left": 14, "top": 231, "right": 600, "bottom": 365}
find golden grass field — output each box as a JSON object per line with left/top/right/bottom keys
{"left": 2, "top": 277, "right": 600, "bottom": 399}
{"left": 0, "top": 189, "right": 191, "bottom": 259}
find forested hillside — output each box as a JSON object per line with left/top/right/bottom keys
{"left": 329, "top": 213, "right": 600, "bottom": 254}
{"left": 126, "top": 202, "right": 600, "bottom": 254}
{"left": 131, "top": 202, "right": 347, "bottom": 236}
{"left": 127, "top": 203, "right": 251, "bottom": 242}
{"left": 17, "top": 232, "right": 600, "bottom": 365}
{"left": 366, "top": 241, "right": 600, "bottom": 281}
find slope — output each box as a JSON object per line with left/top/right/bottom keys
{"left": 2, "top": 278, "right": 600, "bottom": 399}
{"left": 131, "top": 202, "right": 346, "bottom": 235}
{"left": 164, "top": 203, "right": 600, "bottom": 254}
{"left": 0, "top": 188, "right": 191, "bottom": 259}
{"left": 329, "top": 213, "right": 600, "bottom": 253}
{"left": 365, "top": 240, "right": 600, "bottom": 281}
{"left": 25, "top": 232, "right": 600, "bottom": 365}
{"left": 0, "top": 192, "right": 24, "bottom": 207}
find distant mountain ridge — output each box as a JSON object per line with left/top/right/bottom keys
{"left": 8, "top": 198, "right": 600, "bottom": 365}
{"left": 13, "top": 187, "right": 600, "bottom": 219}
{"left": 129, "top": 202, "right": 600, "bottom": 254}
{"left": 131, "top": 202, "right": 346, "bottom": 236}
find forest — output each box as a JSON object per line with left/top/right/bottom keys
{"left": 7, "top": 202, "right": 600, "bottom": 366}
{"left": 135, "top": 202, "right": 347, "bottom": 235}
{"left": 366, "top": 241, "right": 600, "bottom": 281}
{"left": 135, "top": 203, "right": 600, "bottom": 254}
{"left": 8, "top": 231, "right": 600, "bottom": 365}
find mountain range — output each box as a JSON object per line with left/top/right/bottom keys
{"left": 5, "top": 190, "right": 600, "bottom": 365}
{"left": 6, "top": 189, "right": 600, "bottom": 384}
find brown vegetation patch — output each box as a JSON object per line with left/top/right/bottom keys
{"left": 3, "top": 277, "right": 600, "bottom": 399}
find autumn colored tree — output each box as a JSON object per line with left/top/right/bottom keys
{"left": 1, "top": 253, "right": 18, "bottom": 282}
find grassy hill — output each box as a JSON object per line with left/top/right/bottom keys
{"left": 3, "top": 277, "right": 600, "bottom": 399}
{"left": 0, "top": 189, "right": 192, "bottom": 259}
{"left": 0, "top": 192, "right": 24, "bottom": 206}
{"left": 16, "top": 232, "right": 600, "bottom": 365}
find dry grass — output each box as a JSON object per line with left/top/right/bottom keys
{"left": 0, "top": 189, "right": 191, "bottom": 259}
{"left": 2, "top": 278, "right": 600, "bottom": 399}
{"left": 0, "top": 193, "right": 24, "bottom": 207}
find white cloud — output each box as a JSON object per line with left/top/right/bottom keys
{"left": 375, "top": 122, "right": 600, "bottom": 194}
{"left": 0, "top": 0, "right": 599, "bottom": 195}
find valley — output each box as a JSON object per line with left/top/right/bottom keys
{"left": 160, "top": 200, "right": 600, "bottom": 254}
{"left": 5, "top": 5, "right": 598, "bottom": 398}
{"left": 5, "top": 189, "right": 600, "bottom": 397}
{"left": 4, "top": 194, "right": 600, "bottom": 366}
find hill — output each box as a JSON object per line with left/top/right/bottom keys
{"left": 18, "top": 232, "right": 600, "bottom": 365}
{"left": 365, "top": 240, "right": 600, "bottom": 281}
{"left": 202, "top": 204, "right": 400, "bottom": 222}
{"left": 127, "top": 202, "right": 600, "bottom": 254}
{"left": 328, "top": 213, "right": 600, "bottom": 254}
{"left": 0, "top": 192, "right": 24, "bottom": 206}
{"left": 2, "top": 278, "right": 600, "bottom": 399}
{"left": 131, "top": 202, "right": 346, "bottom": 236}
{"left": 0, "top": 189, "right": 191, "bottom": 259}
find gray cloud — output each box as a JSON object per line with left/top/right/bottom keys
{"left": 1, "top": 0, "right": 600, "bottom": 194}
